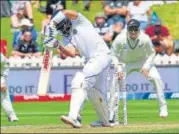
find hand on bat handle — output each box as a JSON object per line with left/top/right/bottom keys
{"left": 43, "top": 37, "right": 62, "bottom": 49}
{"left": 42, "top": 24, "right": 62, "bottom": 49}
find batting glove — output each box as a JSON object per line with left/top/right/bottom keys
{"left": 43, "top": 37, "right": 61, "bottom": 49}
{"left": 42, "top": 23, "right": 57, "bottom": 37}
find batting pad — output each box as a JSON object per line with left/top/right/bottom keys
{"left": 88, "top": 88, "right": 109, "bottom": 126}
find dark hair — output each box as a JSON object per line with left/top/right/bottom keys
{"left": 154, "top": 25, "right": 161, "bottom": 35}
{"left": 152, "top": 40, "right": 161, "bottom": 46}
{"left": 22, "top": 28, "right": 32, "bottom": 34}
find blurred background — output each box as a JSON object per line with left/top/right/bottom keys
{"left": 1, "top": 1, "right": 179, "bottom": 132}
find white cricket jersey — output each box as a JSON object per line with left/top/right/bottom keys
{"left": 111, "top": 29, "right": 156, "bottom": 69}
{"left": 0, "top": 53, "right": 9, "bottom": 84}
{"left": 65, "top": 13, "right": 110, "bottom": 60}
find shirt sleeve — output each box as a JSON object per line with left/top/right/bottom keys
{"left": 34, "top": 42, "right": 40, "bottom": 52}
{"left": 127, "top": 2, "right": 131, "bottom": 11}
{"left": 12, "top": 31, "right": 20, "bottom": 47}
{"left": 13, "top": 42, "right": 21, "bottom": 51}
{"left": 63, "top": 37, "right": 71, "bottom": 46}
{"left": 67, "top": 37, "right": 78, "bottom": 49}
{"left": 111, "top": 34, "right": 124, "bottom": 58}
{"left": 0, "top": 53, "right": 9, "bottom": 84}
{"left": 71, "top": 13, "right": 91, "bottom": 26}
{"left": 32, "top": 28, "right": 38, "bottom": 41}
{"left": 111, "top": 34, "right": 124, "bottom": 72}
{"left": 145, "top": 27, "right": 150, "bottom": 36}
{"left": 144, "top": 2, "right": 150, "bottom": 11}
{"left": 162, "top": 26, "right": 169, "bottom": 36}
{"left": 10, "top": 1, "right": 18, "bottom": 15}
{"left": 123, "top": 1, "right": 129, "bottom": 7}
{"left": 142, "top": 36, "right": 156, "bottom": 70}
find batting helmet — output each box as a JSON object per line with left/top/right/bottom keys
{"left": 51, "top": 10, "right": 72, "bottom": 37}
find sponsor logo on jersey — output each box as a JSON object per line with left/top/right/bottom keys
{"left": 43, "top": 50, "right": 50, "bottom": 70}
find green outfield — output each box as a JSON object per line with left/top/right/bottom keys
{"left": 1, "top": 99, "right": 179, "bottom": 133}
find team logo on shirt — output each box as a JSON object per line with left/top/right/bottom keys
{"left": 73, "top": 29, "right": 77, "bottom": 35}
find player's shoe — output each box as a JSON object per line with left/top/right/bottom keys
{"left": 159, "top": 105, "right": 168, "bottom": 118}
{"left": 8, "top": 114, "right": 19, "bottom": 122}
{"left": 90, "top": 120, "right": 115, "bottom": 127}
{"left": 77, "top": 116, "right": 82, "bottom": 123}
{"left": 61, "top": 115, "right": 82, "bottom": 128}
{"left": 90, "top": 120, "right": 103, "bottom": 127}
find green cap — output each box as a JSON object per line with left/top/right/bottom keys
{"left": 95, "top": 12, "right": 106, "bottom": 19}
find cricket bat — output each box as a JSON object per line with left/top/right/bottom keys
{"left": 37, "top": 48, "right": 53, "bottom": 96}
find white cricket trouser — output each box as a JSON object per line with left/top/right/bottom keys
{"left": 68, "top": 53, "right": 111, "bottom": 121}
{"left": 1, "top": 89, "right": 17, "bottom": 117}
{"left": 123, "top": 58, "right": 167, "bottom": 108}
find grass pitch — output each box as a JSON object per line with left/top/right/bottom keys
{"left": 1, "top": 99, "right": 179, "bottom": 133}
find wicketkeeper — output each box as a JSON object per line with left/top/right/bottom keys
{"left": 111, "top": 19, "right": 168, "bottom": 118}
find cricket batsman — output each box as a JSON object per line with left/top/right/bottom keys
{"left": 43, "top": 9, "right": 113, "bottom": 128}
{"left": 111, "top": 19, "right": 168, "bottom": 118}
{"left": 1, "top": 52, "right": 19, "bottom": 122}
